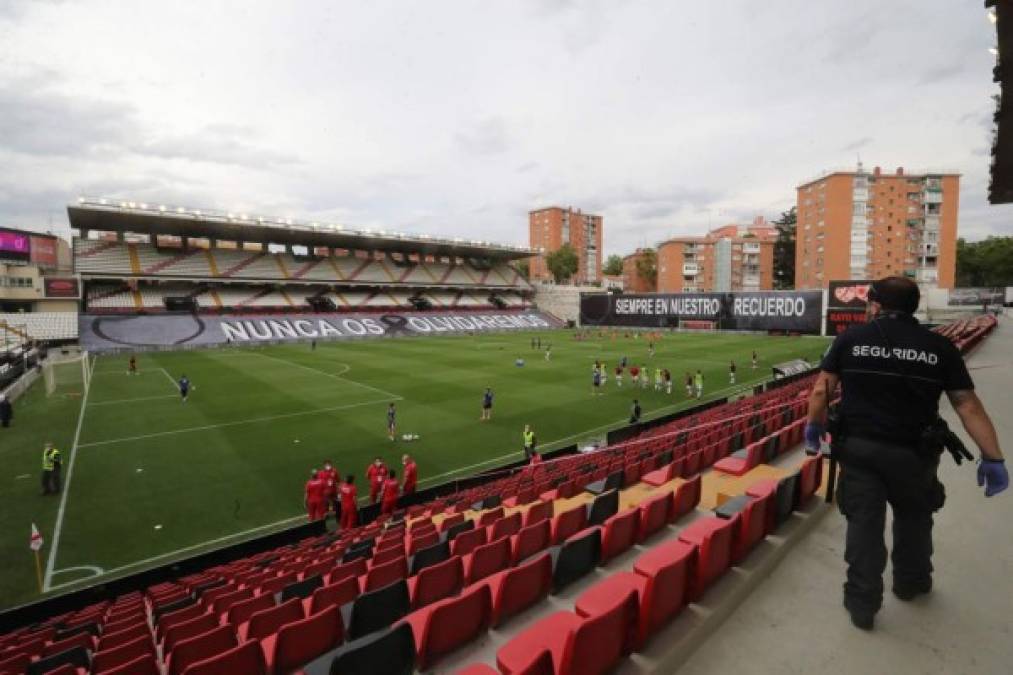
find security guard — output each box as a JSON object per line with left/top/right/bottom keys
{"left": 522, "top": 424, "right": 536, "bottom": 460}
{"left": 805, "top": 276, "right": 1007, "bottom": 630}
{"left": 42, "top": 443, "right": 62, "bottom": 495}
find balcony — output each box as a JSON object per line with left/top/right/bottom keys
{"left": 682, "top": 264, "right": 700, "bottom": 276}
{"left": 924, "top": 191, "right": 942, "bottom": 204}
{"left": 742, "top": 242, "right": 761, "bottom": 254}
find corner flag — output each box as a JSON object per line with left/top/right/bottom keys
{"left": 30, "top": 523, "right": 43, "bottom": 551}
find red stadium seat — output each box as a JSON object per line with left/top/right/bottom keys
{"left": 92, "top": 633, "right": 157, "bottom": 674}
{"left": 671, "top": 474, "right": 701, "bottom": 521}
{"left": 99, "top": 622, "right": 151, "bottom": 652}
{"left": 157, "top": 604, "right": 205, "bottom": 640}
{"left": 678, "top": 516, "right": 736, "bottom": 601}
{"left": 600, "top": 507, "right": 639, "bottom": 564}
{"left": 797, "top": 455, "right": 823, "bottom": 507}
{"left": 305, "top": 575, "right": 359, "bottom": 615}
{"left": 439, "top": 513, "right": 465, "bottom": 533}
{"left": 637, "top": 492, "right": 672, "bottom": 542}
{"left": 488, "top": 512, "right": 522, "bottom": 541}
{"left": 496, "top": 583, "right": 637, "bottom": 675}
{"left": 450, "top": 527, "right": 488, "bottom": 557}
{"left": 745, "top": 478, "right": 779, "bottom": 535}
{"left": 727, "top": 496, "right": 769, "bottom": 563}
{"left": 164, "top": 614, "right": 218, "bottom": 653}
{"left": 522, "top": 500, "right": 553, "bottom": 528}
{"left": 181, "top": 640, "right": 267, "bottom": 675}
{"left": 371, "top": 544, "right": 406, "bottom": 567}
{"left": 454, "top": 664, "right": 500, "bottom": 675}
{"left": 477, "top": 507, "right": 505, "bottom": 528}
{"left": 550, "top": 506, "right": 588, "bottom": 545}
{"left": 166, "top": 624, "right": 238, "bottom": 675}
{"left": 226, "top": 593, "right": 275, "bottom": 627}
{"left": 209, "top": 587, "right": 253, "bottom": 617}
{"left": 0, "top": 652, "right": 30, "bottom": 675}
{"left": 43, "top": 631, "right": 95, "bottom": 657}
{"left": 511, "top": 519, "right": 551, "bottom": 564}
{"left": 629, "top": 539, "right": 694, "bottom": 645}
{"left": 259, "top": 572, "right": 297, "bottom": 596}
{"left": 464, "top": 536, "right": 512, "bottom": 584}
{"left": 480, "top": 551, "right": 553, "bottom": 627}
{"left": 404, "top": 583, "right": 493, "bottom": 670}
{"left": 360, "top": 556, "right": 408, "bottom": 593}
{"left": 329, "top": 557, "right": 368, "bottom": 585}
{"left": 409, "top": 555, "right": 464, "bottom": 609}
{"left": 713, "top": 441, "right": 763, "bottom": 476}
{"left": 261, "top": 605, "right": 343, "bottom": 675}
{"left": 640, "top": 463, "right": 675, "bottom": 487}
{"left": 99, "top": 653, "right": 161, "bottom": 675}
{"left": 239, "top": 597, "right": 304, "bottom": 642}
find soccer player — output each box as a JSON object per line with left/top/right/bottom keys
{"left": 178, "top": 374, "right": 191, "bottom": 402}
{"left": 128, "top": 355, "right": 137, "bottom": 375}
{"left": 318, "top": 460, "right": 339, "bottom": 515}
{"left": 592, "top": 366, "right": 602, "bottom": 395}
{"left": 685, "top": 372, "right": 694, "bottom": 397}
{"left": 402, "top": 454, "right": 418, "bottom": 495}
{"left": 386, "top": 403, "right": 397, "bottom": 441}
{"left": 367, "top": 457, "right": 387, "bottom": 504}
{"left": 339, "top": 475, "right": 358, "bottom": 529}
{"left": 481, "top": 387, "right": 494, "bottom": 421}
{"left": 654, "top": 367, "right": 663, "bottom": 391}
{"left": 751, "top": 350, "right": 758, "bottom": 369}
{"left": 615, "top": 363, "right": 623, "bottom": 387}
{"left": 641, "top": 365, "right": 649, "bottom": 389}
{"left": 648, "top": 342, "right": 655, "bottom": 358}
{"left": 545, "top": 343, "right": 552, "bottom": 361}
{"left": 630, "top": 399, "right": 642, "bottom": 424}
{"left": 664, "top": 368, "right": 673, "bottom": 394}
{"left": 630, "top": 364, "right": 639, "bottom": 387}
{"left": 304, "top": 469, "right": 326, "bottom": 522}
{"left": 381, "top": 470, "right": 400, "bottom": 515}
{"left": 694, "top": 369, "right": 704, "bottom": 399}
{"left": 729, "top": 360, "right": 737, "bottom": 384}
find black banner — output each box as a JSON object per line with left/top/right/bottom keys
{"left": 828, "top": 280, "right": 873, "bottom": 308}
{"left": 580, "top": 291, "right": 823, "bottom": 334}
{"left": 825, "top": 307, "right": 868, "bottom": 336}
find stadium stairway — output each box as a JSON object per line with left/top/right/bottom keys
{"left": 0, "top": 316, "right": 990, "bottom": 675}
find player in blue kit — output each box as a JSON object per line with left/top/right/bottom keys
{"left": 387, "top": 402, "right": 397, "bottom": 441}
{"left": 481, "top": 387, "right": 494, "bottom": 421}
{"left": 178, "top": 375, "right": 191, "bottom": 403}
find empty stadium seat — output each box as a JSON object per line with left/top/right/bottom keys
{"left": 552, "top": 527, "right": 601, "bottom": 592}
{"left": 464, "top": 536, "right": 512, "bottom": 584}
{"left": 488, "top": 512, "right": 522, "bottom": 541}
{"left": 451, "top": 527, "right": 488, "bottom": 557}
{"left": 411, "top": 540, "right": 451, "bottom": 575}
{"left": 325, "top": 621, "right": 416, "bottom": 675}
{"left": 240, "top": 598, "right": 304, "bottom": 642}
{"left": 716, "top": 494, "right": 769, "bottom": 563}
{"left": 164, "top": 614, "right": 218, "bottom": 653}
{"left": 306, "top": 576, "right": 359, "bottom": 615}
{"left": 226, "top": 593, "right": 276, "bottom": 627}
{"left": 678, "top": 516, "right": 736, "bottom": 601}
{"left": 409, "top": 555, "right": 464, "bottom": 609}
{"left": 637, "top": 492, "right": 672, "bottom": 541}
{"left": 627, "top": 538, "right": 694, "bottom": 646}
{"left": 404, "top": 583, "right": 493, "bottom": 670}
{"left": 481, "top": 551, "right": 552, "bottom": 627}
{"left": 587, "top": 489, "right": 619, "bottom": 527}
{"left": 98, "top": 652, "right": 160, "bottom": 675}
{"left": 361, "top": 556, "right": 408, "bottom": 593}
{"left": 181, "top": 640, "right": 267, "bottom": 675}
{"left": 600, "top": 507, "right": 639, "bottom": 564}
{"left": 671, "top": 474, "right": 702, "bottom": 521}
{"left": 92, "top": 634, "right": 157, "bottom": 674}
{"left": 511, "top": 519, "right": 551, "bottom": 564}
{"left": 167, "top": 624, "right": 238, "bottom": 675}
{"left": 347, "top": 578, "right": 410, "bottom": 640}
{"left": 261, "top": 605, "right": 343, "bottom": 675}
{"left": 551, "top": 506, "right": 588, "bottom": 545}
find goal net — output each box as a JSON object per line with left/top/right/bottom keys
{"left": 43, "top": 353, "right": 90, "bottom": 397}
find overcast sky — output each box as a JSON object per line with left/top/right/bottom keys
{"left": 0, "top": 0, "right": 1005, "bottom": 256}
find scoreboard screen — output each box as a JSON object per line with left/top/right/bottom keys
{"left": 0, "top": 229, "right": 31, "bottom": 262}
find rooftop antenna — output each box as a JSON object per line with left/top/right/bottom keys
{"left": 856, "top": 154, "right": 864, "bottom": 174}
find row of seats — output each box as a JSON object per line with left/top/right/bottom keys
{"left": 932, "top": 314, "right": 998, "bottom": 353}
{"left": 85, "top": 285, "right": 531, "bottom": 312}
{"left": 74, "top": 239, "right": 531, "bottom": 290}
{"left": 0, "top": 313, "right": 78, "bottom": 342}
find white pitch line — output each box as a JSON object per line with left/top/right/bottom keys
{"left": 89, "top": 394, "right": 179, "bottom": 407}
{"left": 46, "top": 515, "right": 306, "bottom": 592}
{"left": 44, "top": 353, "right": 98, "bottom": 591}
{"left": 159, "top": 368, "right": 181, "bottom": 390}
{"left": 251, "top": 351, "right": 402, "bottom": 400}
{"left": 77, "top": 397, "right": 398, "bottom": 448}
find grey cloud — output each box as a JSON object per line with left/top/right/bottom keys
{"left": 917, "top": 62, "right": 968, "bottom": 86}
{"left": 841, "top": 137, "right": 873, "bottom": 152}
{"left": 138, "top": 126, "right": 300, "bottom": 168}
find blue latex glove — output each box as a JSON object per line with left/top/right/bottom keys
{"left": 803, "top": 421, "right": 824, "bottom": 455}
{"left": 977, "top": 459, "right": 1008, "bottom": 497}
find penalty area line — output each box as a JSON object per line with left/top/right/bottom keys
{"left": 251, "top": 351, "right": 402, "bottom": 400}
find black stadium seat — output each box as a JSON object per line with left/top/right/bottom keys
{"left": 587, "top": 489, "right": 620, "bottom": 527}
{"left": 347, "top": 579, "right": 410, "bottom": 640}
{"left": 325, "top": 622, "right": 416, "bottom": 675}
{"left": 411, "top": 540, "right": 451, "bottom": 576}
{"left": 551, "top": 527, "right": 602, "bottom": 592}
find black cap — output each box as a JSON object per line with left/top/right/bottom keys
{"left": 869, "top": 276, "right": 920, "bottom": 314}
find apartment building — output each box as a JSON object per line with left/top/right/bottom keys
{"left": 656, "top": 217, "right": 776, "bottom": 293}
{"left": 795, "top": 164, "right": 958, "bottom": 288}
{"left": 622, "top": 249, "right": 656, "bottom": 292}
{"left": 528, "top": 207, "right": 603, "bottom": 284}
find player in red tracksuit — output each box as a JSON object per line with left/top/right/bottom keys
{"left": 401, "top": 455, "right": 417, "bottom": 495}
{"left": 381, "top": 470, "right": 400, "bottom": 515}
{"left": 339, "top": 475, "right": 358, "bottom": 530}
{"left": 304, "top": 469, "right": 326, "bottom": 522}
{"left": 367, "top": 458, "right": 387, "bottom": 504}
{"left": 317, "top": 460, "right": 339, "bottom": 515}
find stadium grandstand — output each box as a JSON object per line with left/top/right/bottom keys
{"left": 0, "top": 310, "right": 997, "bottom": 673}
{"left": 70, "top": 198, "right": 534, "bottom": 317}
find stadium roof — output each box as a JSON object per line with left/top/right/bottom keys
{"left": 987, "top": 0, "right": 1013, "bottom": 203}
{"left": 67, "top": 197, "right": 535, "bottom": 261}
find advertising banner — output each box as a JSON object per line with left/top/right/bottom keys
{"left": 579, "top": 291, "right": 823, "bottom": 334}
{"left": 44, "top": 277, "right": 81, "bottom": 299}
{"left": 0, "top": 229, "right": 31, "bottom": 263}
{"left": 826, "top": 280, "right": 873, "bottom": 335}
{"left": 29, "top": 235, "right": 58, "bottom": 267}
{"left": 79, "top": 310, "right": 563, "bottom": 352}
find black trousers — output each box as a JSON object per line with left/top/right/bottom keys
{"left": 837, "top": 437, "right": 944, "bottom": 613}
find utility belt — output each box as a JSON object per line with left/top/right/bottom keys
{"left": 828, "top": 408, "right": 973, "bottom": 467}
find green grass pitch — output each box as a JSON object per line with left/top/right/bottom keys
{"left": 0, "top": 329, "right": 829, "bottom": 610}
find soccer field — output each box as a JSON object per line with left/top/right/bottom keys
{"left": 0, "top": 329, "right": 829, "bottom": 610}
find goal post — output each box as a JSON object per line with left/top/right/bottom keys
{"left": 43, "top": 354, "right": 88, "bottom": 398}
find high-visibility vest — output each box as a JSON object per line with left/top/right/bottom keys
{"left": 523, "top": 431, "right": 535, "bottom": 447}
{"left": 42, "top": 448, "right": 60, "bottom": 471}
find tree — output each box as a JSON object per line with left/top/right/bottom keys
{"left": 634, "top": 248, "right": 657, "bottom": 287}
{"left": 603, "top": 254, "right": 623, "bottom": 276}
{"left": 516, "top": 259, "right": 530, "bottom": 279}
{"left": 772, "top": 207, "right": 796, "bottom": 289}
{"left": 545, "top": 243, "right": 579, "bottom": 283}
{"left": 956, "top": 236, "right": 1013, "bottom": 286}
